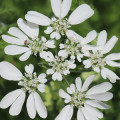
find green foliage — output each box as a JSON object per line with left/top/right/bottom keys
{"left": 0, "top": 0, "right": 120, "bottom": 120}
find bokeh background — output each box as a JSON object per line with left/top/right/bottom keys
{"left": 0, "top": 0, "right": 120, "bottom": 120}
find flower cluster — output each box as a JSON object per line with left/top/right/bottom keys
{"left": 0, "top": 0, "right": 119, "bottom": 120}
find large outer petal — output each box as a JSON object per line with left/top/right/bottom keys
{"left": 17, "top": 18, "right": 39, "bottom": 38}
{"left": 25, "top": 11, "right": 51, "bottom": 26}
{"left": 0, "top": 61, "right": 23, "bottom": 81}
{"left": 87, "top": 92, "right": 113, "bottom": 101}
{"left": 86, "top": 82, "right": 112, "bottom": 95}
{"left": 77, "top": 108, "right": 85, "bottom": 120}
{"left": 5, "top": 45, "right": 30, "bottom": 55}
{"left": 34, "top": 92, "right": 47, "bottom": 118}
{"left": 0, "top": 89, "right": 22, "bottom": 109}
{"left": 55, "top": 105, "right": 73, "bottom": 120}
{"left": 75, "top": 77, "right": 82, "bottom": 91}
{"left": 2, "top": 35, "right": 25, "bottom": 45}
{"left": 19, "top": 51, "right": 32, "bottom": 61}
{"left": 8, "top": 27, "right": 29, "bottom": 40}
{"left": 105, "top": 53, "right": 120, "bottom": 61}
{"left": 51, "top": 0, "right": 61, "bottom": 18}
{"left": 97, "top": 30, "right": 107, "bottom": 49}
{"left": 61, "top": 0, "right": 72, "bottom": 18}
{"left": 106, "top": 61, "right": 120, "bottom": 67}
{"left": 81, "top": 75, "right": 95, "bottom": 92}
{"left": 68, "top": 4, "right": 94, "bottom": 25}
{"left": 84, "top": 104, "right": 103, "bottom": 118}
{"left": 85, "top": 100, "right": 111, "bottom": 109}
{"left": 102, "top": 36, "right": 118, "bottom": 54}
{"left": 26, "top": 93, "right": 36, "bottom": 119}
{"left": 9, "top": 91, "right": 26, "bottom": 116}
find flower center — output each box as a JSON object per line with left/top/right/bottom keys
{"left": 18, "top": 72, "right": 40, "bottom": 93}
{"left": 64, "top": 39, "right": 82, "bottom": 56}
{"left": 49, "top": 56, "right": 70, "bottom": 73}
{"left": 71, "top": 90, "right": 86, "bottom": 108}
{"left": 24, "top": 37, "right": 48, "bottom": 55}
{"left": 51, "top": 17, "right": 71, "bottom": 35}
{"left": 90, "top": 51, "right": 106, "bottom": 69}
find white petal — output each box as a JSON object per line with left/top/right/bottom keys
{"left": 77, "top": 54, "right": 83, "bottom": 62}
{"left": 38, "top": 73, "right": 47, "bottom": 83}
{"left": 26, "top": 93, "right": 36, "bottom": 119}
{"left": 84, "top": 104, "right": 103, "bottom": 118}
{"left": 57, "top": 72, "right": 63, "bottom": 81}
{"left": 75, "top": 77, "right": 82, "bottom": 91}
{"left": 34, "top": 92, "right": 47, "bottom": 118}
{"left": 19, "top": 51, "right": 31, "bottom": 61}
{"left": 55, "top": 105, "right": 73, "bottom": 120}
{"left": 77, "top": 108, "right": 85, "bottom": 120}
{"left": 101, "top": 69, "right": 107, "bottom": 79}
{"left": 66, "top": 30, "right": 83, "bottom": 41}
{"left": 69, "top": 84, "right": 76, "bottom": 93}
{"left": 8, "top": 27, "right": 29, "bottom": 40}
{"left": 38, "top": 84, "right": 46, "bottom": 93}
{"left": 84, "top": 30, "right": 97, "bottom": 44}
{"left": 93, "top": 67, "right": 100, "bottom": 73}
{"left": 50, "top": 32, "right": 61, "bottom": 40}
{"left": 46, "top": 40, "right": 56, "bottom": 48}
{"left": 52, "top": 72, "right": 58, "bottom": 81}
{"left": 51, "top": 0, "right": 61, "bottom": 18}
{"left": 61, "top": 0, "right": 72, "bottom": 18}
{"left": 9, "top": 91, "right": 26, "bottom": 116}
{"left": 68, "top": 4, "right": 94, "bottom": 25}
{"left": 44, "top": 26, "right": 53, "bottom": 34}
{"left": 0, "top": 89, "right": 22, "bottom": 109}
{"left": 25, "top": 64, "right": 34, "bottom": 74}
{"left": 101, "top": 68, "right": 120, "bottom": 83}
{"left": 105, "top": 53, "right": 120, "bottom": 60}
{"left": 81, "top": 107, "right": 98, "bottom": 120}
{"left": 0, "top": 61, "right": 23, "bottom": 81}
{"left": 5, "top": 45, "right": 30, "bottom": 55}
{"left": 58, "top": 50, "right": 68, "bottom": 58}
{"left": 87, "top": 92, "right": 113, "bottom": 101}
{"left": 106, "top": 60, "right": 120, "bottom": 67}
{"left": 83, "top": 60, "right": 92, "bottom": 68}
{"left": 85, "top": 100, "right": 110, "bottom": 109}
{"left": 67, "top": 87, "right": 73, "bottom": 94}
{"left": 59, "top": 89, "right": 71, "bottom": 99}
{"left": 2, "top": 35, "right": 25, "bottom": 45}
{"left": 81, "top": 75, "right": 95, "bottom": 92}
{"left": 97, "top": 30, "right": 107, "bottom": 49}
{"left": 17, "top": 18, "right": 39, "bottom": 38}
{"left": 102, "top": 36, "right": 118, "bottom": 54}
{"left": 25, "top": 11, "right": 51, "bottom": 26}
{"left": 87, "top": 82, "right": 112, "bottom": 95}
{"left": 47, "top": 69, "right": 54, "bottom": 74}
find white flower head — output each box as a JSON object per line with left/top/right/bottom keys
{"left": 40, "top": 51, "right": 76, "bottom": 81}
{"left": 25, "top": 1, "right": 94, "bottom": 39}
{"left": 0, "top": 61, "right": 47, "bottom": 119}
{"left": 2, "top": 18, "right": 55, "bottom": 61}
{"left": 55, "top": 75, "right": 113, "bottom": 120}
{"left": 83, "top": 30, "right": 120, "bottom": 83}
{"left": 58, "top": 30, "right": 98, "bottom": 62}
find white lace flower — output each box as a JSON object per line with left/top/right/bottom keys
{"left": 25, "top": 0, "right": 94, "bottom": 40}
{"left": 58, "top": 30, "right": 97, "bottom": 62}
{"left": 55, "top": 75, "right": 113, "bottom": 120}
{"left": 2, "top": 18, "right": 55, "bottom": 61}
{"left": 83, "top": 30, "right": 120, "bottom": 83}
{"left": 0, "top": 61, "right": 47, "bottom": 119}
{"left": 40, "top": 51, "right": 76, "bottom": 81}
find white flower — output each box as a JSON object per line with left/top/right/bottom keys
{"left": 83, "top": 30, "right": 120, "bottom": 83}
{"left": 55, "top": 75, "right": 113, "bottom": 120}
{"left": 58, "top": 30, "right": 97, "bottom": 62}
{"left": 25, "top": 1, "right": 94, "bottom": 40}
{"left": 2, "top": 18, "right": 55, "bottom": 61}
{"left": 40, "top": 51, "right": 76, "bottom": 81}
{"left": 0, "top": 61, "right": 47, "bottom": 119}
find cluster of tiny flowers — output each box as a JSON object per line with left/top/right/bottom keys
{"left": 89, "top": 51, "right": 106, "bottom": 70}
{"left": 0, "top": 0, "right": 119, "bottom": 120}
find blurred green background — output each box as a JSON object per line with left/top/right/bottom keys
{"left": 0, "top": 0, "right": 120, "bottom": 120}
